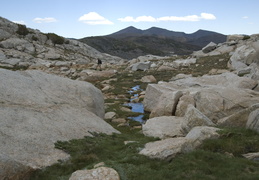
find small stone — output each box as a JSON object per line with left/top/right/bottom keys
{"left": 104, "top": 112, "right": 116, "bottom": 119}
{"left": 112, "top": 118, "right": 127, "bottom": 124}
{"left": 94, "top": 162, "right": 105, "bottom": 168}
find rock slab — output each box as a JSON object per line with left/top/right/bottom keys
{"left": 142, "top": 116, "right": 184, "bottom": 139}
{"left": 0, "top": 69, "right": 119, "bottom": 176}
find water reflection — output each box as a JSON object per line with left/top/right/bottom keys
{"left": 125, "top": 85, "right": 146, "bottom": 124}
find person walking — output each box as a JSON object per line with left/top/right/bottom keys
{"left": 96, "top": 58, "right": 102, "bottom": 71}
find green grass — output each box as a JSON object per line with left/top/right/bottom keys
{"left": 30, "top": 128, "right": 259, "bottom": 180}
{"left": 201, "top": 128, "right": 259, "bottom": 157}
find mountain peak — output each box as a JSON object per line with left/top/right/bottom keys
{"left": 108, "top": 26, "right": 142, "bottom": 37}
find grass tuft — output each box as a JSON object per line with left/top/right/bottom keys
{"left": 201, "top": 127, "right": 259, "bottom": 157}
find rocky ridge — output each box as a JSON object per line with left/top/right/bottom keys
{"left": 0, "top": 16, "right": 125, "bottom": 75}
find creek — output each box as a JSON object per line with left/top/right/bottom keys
{"left": 124, "top": 85, "right": 146, "bottom": 124}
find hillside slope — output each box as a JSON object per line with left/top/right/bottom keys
{"left": 81, "top": 35, "right": 200, "bottom": 59}
{"left": 80, "top": 26, "right": 226, "bottom": 59}
{"left": 0, "top": 16, "right": 123, "bottom": 71}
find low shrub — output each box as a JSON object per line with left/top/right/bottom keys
{"left": 32, "top": 35, "right": 38, "bottom": 41}
{"left": 46, "top": 33, "right": 65, "bottom": 45}
{"left": 243, "top": 35, "right": 251, "bottom": 40}
{"left": 16, "top": 24, "right": 29, "bottom": 36}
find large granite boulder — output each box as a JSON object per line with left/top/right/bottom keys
{"left": 175, "top": 94, "right": 195, "bottom": 117}
{"left": 139, "top": 137, "right": 189, "bottom": 161}
{"left": 143, "top": 83, "right": 183, "bottom": 118}
{"left": 131, "top": 61, "right": 151, "bottom": 71}
{"left": 149, "top": 90, "right": 183, "bottom": 118}
{"left": 202, "top": 42, "right": 217, "bottom": 53}
{"left": 185, "top": 126, "right": 220, "bottom": 150}
{"left": 0, "top": 69, "right": 119, "bottom": 177}
{"left": 228, "top": 41, "right": 259, "bottom": 70}
{"left": 140, "top": 126, "right": 220, "bottom": 161}
{"left": 181, "top": 105, "right": 216, "bottom": 134}
{"left": 142, "top": 116, "right": 184, "bottom": 139}
{"left": 218, "top": 103, "right": 259, "bottom": 127}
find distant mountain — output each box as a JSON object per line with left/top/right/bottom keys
{"left": 79, "top": 26, "right": 227, "bottom": 59}
{"left": 109, "top": 26, "right": 186, "bottom": 38}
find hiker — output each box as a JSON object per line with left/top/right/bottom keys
{"left": 96, "top": 58, "right": 102, "bottom": 70}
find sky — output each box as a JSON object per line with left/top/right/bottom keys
{"left": 1, "top": 0, "right": 258, "bottom": 39}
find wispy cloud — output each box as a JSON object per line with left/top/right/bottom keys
{"left": 12, "top": 20, "right": 26, "bottom": 25}
{"left": 242, "top": 16, "right": 249, "bottom": 19}
{"left": 78, "top": 12, "right": 113, "bottom": 25}
{"left": 33, "top": 17, "right": 57, "bottom": 23}
{"left": 118, "top": 13, "right": 216, "bottom": 22}
{"left": 157, "top": 15, "right": 200, "bottom": 22}
{"left": 118, "top": 16, "right": 157, "bottom": 22}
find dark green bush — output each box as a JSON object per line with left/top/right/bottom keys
{"left": 46, "top": 33, "right": 65, "bottom": 45}
{"left": 32, "top": 35, "right": 38, "bottom": 41}
{"left": 16, "top": 24, "right": 29, "bottom": 36}
{"left": 243, "top": 35, "right": 251, "bottom": 40}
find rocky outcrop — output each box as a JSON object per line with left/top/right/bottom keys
{"left": 181, "top": 105, "right": 216, "bottom": 134}
{"left": 228, "top": 41, "right": 259, "bottom": 71}
{"left": 140, "top": 126, "right": 219, "bottom": 161}
{"left": 69, "top": 167, "right": 120, "bottom": 180}
{"left": 0, "top": 17, "right": 124, "bottom": 75}
{"left": 0, "top": 69, "right": 119, "bottom": 177}
{"left": 218, "top": 103, "right": 259, "bottom": 127}
{"left": 144, "top": 72, "right": 259, "bottom": 123}
{"left": 192, "top": 33, "right": 259, "bottom": 80}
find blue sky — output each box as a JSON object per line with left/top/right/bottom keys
{"left": 1, "top": 0, "right": 258, "bottom": 38}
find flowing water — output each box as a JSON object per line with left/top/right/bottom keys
{"left": 125, "top": 85, "right": 146, "bottom": 124}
